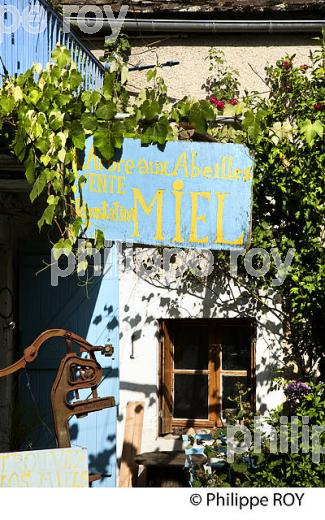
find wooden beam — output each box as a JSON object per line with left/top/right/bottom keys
{"left": 119, "top": 401, "right": 144, "bottom": 488}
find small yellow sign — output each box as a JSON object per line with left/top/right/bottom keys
{"left": 0, "top": 447, "right": 88, "bottom": 487}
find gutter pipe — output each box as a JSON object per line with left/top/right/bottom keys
{"left": 68, "top": 18, "right": 325, "bottom": 33}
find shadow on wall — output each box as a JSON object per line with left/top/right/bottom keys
{"left": 136, "top": 34, "right": 319, "bottom": 51}
{"left": 120, "top": 248, "right": 291, "bottom": 416}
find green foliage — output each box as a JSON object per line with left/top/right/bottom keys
{"left": 300, "top": 118, "right": 324, "bottom": 146}
{"left": 189, "top": 381, "right": 325, "bottom": 487}
{"left": 102, "top": 33, "right": 132, "bottom": 64}
{"left": 242, "top": 382, "right": 325, "bottom": 487}
{"left": 202, "top": 49, "right": 240, "bottom": 100}
{"left": 223, "top": 383, "right": 258, "bottom": 431}
{"left": 246, "top": 45, "right": 325, "bottom": 373}
{"left": 201, "top": 36, "right": 325, "bottom": 374}
{"left": 188, "top": 101, "right": 215, "bottom": 133}
{"left": 191, "top": 466, "right": 231, "bottom": 487}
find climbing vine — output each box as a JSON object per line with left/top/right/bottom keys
{"left": 0, "top": 32, "right": 324, "bottom": 375}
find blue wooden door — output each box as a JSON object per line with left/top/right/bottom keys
{"left": 17, "top": 242, "right": 119, "bottom": 487}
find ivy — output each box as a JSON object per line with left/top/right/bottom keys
{"left": 300, "top": 118, "right": 324, "bottom": 146}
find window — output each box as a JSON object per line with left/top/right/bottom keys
{"left": 159, "top": 319, "right": 256, "bottom": 433}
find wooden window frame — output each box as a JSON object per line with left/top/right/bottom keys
{"left": 159, "top": 318, "right": 256, "bottom": 435}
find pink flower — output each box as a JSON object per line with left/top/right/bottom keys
{"left": 282, "top": 59, "right": 293, "bottom": 71}
{"left": 229, "top": 98, "right": 239, "bottom": 106}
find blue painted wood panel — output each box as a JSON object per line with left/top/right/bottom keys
{"left": 18, "top": 242, "right": 119, "bottom": 487}
{"left": 0, "top": 0, "right": 104, "bottom": 89}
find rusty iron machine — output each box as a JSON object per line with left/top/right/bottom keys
{"left": 0, "top": 328, "right": 115, "bottom": 483}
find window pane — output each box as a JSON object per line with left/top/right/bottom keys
{"left": 174, "top": 375, "right": 208, "bottom": 419}
{"left": 174, "top": 325, "right": 208, "bottom": 370}
{"left": 221, "top": 326, "right": 251, "bottom": 371}
{"left": 222, "top": 375, "right": 247, "bottom": 410}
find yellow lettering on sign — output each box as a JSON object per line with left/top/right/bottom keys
{"left": 89, "top": 173, "right": 99, "bottom": 193}
{"left": 221, "top": 156, "right": 227, "bottom": 178}
{"left": 98, "top": 174, "right": 107, "bottom": 193}
{"left": 203, "top": 166, "right": 213, "bottom": 178}
{"left": 149, "top": 162, "right": 160, "bottom": 175}
{"left": 79, "top": 470, "right": 89, "bottom": 487}
{"left": 132, "top": 188, "right": 165, "bottom": 241}
{"left": 227, "top": 156, "right": 233, "bottom": 178}
{"left": 214, "top": 162, "right": 220, "bottom": 178}
{"left": 159, "top": 161, "right": 170, "bottom": 176}
{"left": 189, "top": 192, "right": 210, "bottom": 244}
{"left": 117, "top": 159, "right": 125, "bottom": 173}
{"left": 232, "top": 168, "right": 242, "bottom": 180}
{"left": 108, "top": 175, "right": 117, "bottom": 194}
{"left": 172, "top": 180, "right": 184, "bottom": 243}
{"left": 138, "top": 159, "right": 148, "bottom": 174}
{"left": 215, "top": 192, "right": 244, "bottom": 246}
{"left": 39, "top": 472, "right": 53, "bottom": 486}
{"left": 125, "top": 159, "right": 135, "bottom": 175}
{"left": 117, "top": 176, "right": 126, "bottom": 194}
{"left": 21, "top": 472, "right": 31, "bottom": 487}
{"left": 191, "top": 152, "right": 201, "bottom": 178}
{"left": 243, "top": 167, "right": 252, "bottom": 181}
{"left": 172, "top": 152, "right": 188, "bottom": 177}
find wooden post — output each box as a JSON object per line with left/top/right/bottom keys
{"left": 119, "top": 401, "right": 144, "bottom": 487}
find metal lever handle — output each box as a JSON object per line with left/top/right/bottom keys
{"left": 101, "top": 344, "right": 114, "bottom": 357}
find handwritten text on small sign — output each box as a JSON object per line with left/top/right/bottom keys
{"left": 0, "top": 447, "right": 88, "bottom": 487}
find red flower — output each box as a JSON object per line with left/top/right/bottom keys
{"left": 209, "top": 96, "right": 225, "bottom": 110}
{"left": 229, "top": 98, "right": 239, "bottom": 106}
{"left": 282, "top": 59, "right": 293, "bottom": 71}
{"left": 209, "top": 96, "right": 218, "bottom": 106}
{"left": 314, "top": 103, "right": 324, "bottom": 111}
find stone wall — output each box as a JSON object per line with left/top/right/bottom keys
{"left": 90, "top": 33, "right": 320, "bottom": 100}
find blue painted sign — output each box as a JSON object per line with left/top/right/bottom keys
{"left": 77, "top": 138, "right": 254, "bottom": 250}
